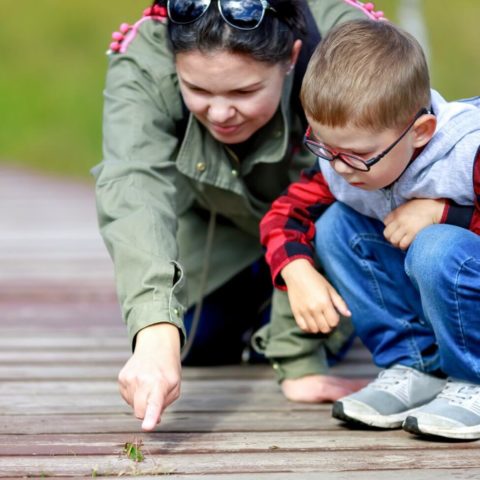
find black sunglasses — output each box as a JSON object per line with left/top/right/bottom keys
{"left": 304, "top": 108, "right": 431, "bottom": 172}
{"left": 167, "top": 0, "right": 277, "bottom": 30}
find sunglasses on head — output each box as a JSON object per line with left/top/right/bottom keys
{"left": 166, "top": 0, "right": 277, "bottom": 30}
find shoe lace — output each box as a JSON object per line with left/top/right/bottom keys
{"left": 438, "top": 380, "right": 480, "bottom": 405}
{"left": 371, "top": 367, "right": 409, "bottom": 392}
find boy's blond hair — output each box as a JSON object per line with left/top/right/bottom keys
{"left": 301, "top": 19, "right": 431, "bottom": 132}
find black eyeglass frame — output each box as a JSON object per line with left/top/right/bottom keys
{"left": 303, "top": 108, "right": 431, "bottom": 172}
{"left": 166, "top": 0, "right": 277, "bottom": 31}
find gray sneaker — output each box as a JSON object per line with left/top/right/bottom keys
{"left": 403, "top": 379, "right": 480, "bottom": 440}
{"left": 332, "top": 365, "right": 446, "bottom": 428}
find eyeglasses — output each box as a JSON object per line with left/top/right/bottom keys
{"left": 304, "top": 108, "right": 430, "bottom": 172}
{"left": 167, "top": 0, "right": 277, "bottom": 30}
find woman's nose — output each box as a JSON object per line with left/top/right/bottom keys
{"left": 207, "top": 100, "right": 235, "bottom": 123}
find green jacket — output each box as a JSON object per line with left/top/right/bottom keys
{"left": 93, "top": 0, "right": 366, "bottom": 380}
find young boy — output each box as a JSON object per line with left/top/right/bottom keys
{"left": 260, "top": 19, "right": 480, "bottom": 440}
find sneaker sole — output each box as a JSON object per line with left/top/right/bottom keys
{"left": 333, "top": 401, "right": 417, "bottom": 429}
{"left": 403, "top": 416, "right": 480, "bottom": 440}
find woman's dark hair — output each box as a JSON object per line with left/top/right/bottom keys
{"left": 154, "top": 0, "right": 307, "bottom": 63}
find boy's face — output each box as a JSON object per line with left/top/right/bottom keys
{"left": 306, "top": 116, "right": 428, "bottom": 191}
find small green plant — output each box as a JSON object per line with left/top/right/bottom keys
{"left": 123, "top": 439, "right": 145, "bottom": 463}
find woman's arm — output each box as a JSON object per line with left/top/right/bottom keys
{"left": 93, "top": 17, "right": 186, "bottom": 429}
{"left": 94, "top": 17, "right": 186, "bottom": 346}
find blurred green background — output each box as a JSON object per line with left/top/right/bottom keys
{"left": 1, "top": 1, "right": 479, "bottom": 178}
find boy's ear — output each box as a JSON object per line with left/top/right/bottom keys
{"left": 412, "top": 114, "right": 437, "bottom": 148}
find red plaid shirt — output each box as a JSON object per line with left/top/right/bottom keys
{"left": 261, "top": 147, "right": 480, "bottom": 289}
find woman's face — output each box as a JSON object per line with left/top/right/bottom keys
{"left": 176, "top": 50, "right": 288, "bottom": 144}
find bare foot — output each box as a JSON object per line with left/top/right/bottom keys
{"left": 281, "top": 375, "right": 370, "bottom": 403}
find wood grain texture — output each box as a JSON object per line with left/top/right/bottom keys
{"left": 1, "top": 166, "right": 479, "bottom": 478}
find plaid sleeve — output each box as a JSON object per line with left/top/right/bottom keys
{"left": 471, "top": 146, "right": 480, "bottom": 234}
{"left": 440, "top": 146, "right": 480, "bottom": 234}
{"left": 260, "top": 163, "right": 335, "bottom": 289}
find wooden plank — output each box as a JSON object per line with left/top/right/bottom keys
{"left": 0, "top": 380, "right": 279, "bottom": 395}
{"left": 0, "top": 363, "right": 376, "bottom": 381}
{"left": 0, "top": 168, "right": 116, "bottom": 306}
{"left": 1, "top": 449, "right": 480, "bottom": 477}
{"left": 0, "top": 381, "right": 119, "bottom": 395}
{"left": 0, "top": 391, "right": 323, "bottom": 415}
{"left": 0, "top": 336, "right": 128, "bottom": 349}
{"left": 0, "top": 381, "right": 284, "bottom": 401}
{"left": 6, "top": 167, "right": 477, "bottom": 480}
{"left": 0, "top": 411, "right": 359, "bottom": 434}
{"left": 0, "top": 344, "right": 372, "bottom": 364}
{"left": 0, "top": 285, "right": 116, "bottom": 301}
{"left": 0, "top": 364, "right": 278, "bottom": 381}
{"left": 122, "top": 472, "right": 480, "bottom": 480}
{"left": 0, "top": 365, "right": 123, "bottom": 381}
{"left": 0, "top": 431, "right": 478, "bottom": 456}
{"left": 0, "top": 302, "right": 121, "bottom": 323}
{"left": 0, "top": 351, "right": 129, "bottom": 364}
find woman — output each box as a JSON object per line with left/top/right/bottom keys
{"left": 94, "top": 0, "right": 377, "bottom": 431}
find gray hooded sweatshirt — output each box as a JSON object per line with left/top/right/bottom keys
{"left": 321, "top": 89, "right": 480, "bottom": 228}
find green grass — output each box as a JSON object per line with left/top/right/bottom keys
{"left": 0, "top": 1, "right": 140, "bottom": 178}
{"left": 423, "top": 0, "right": 480, "bottom": 99}
{"left": 1, "top": 1, "right": 479, "bottom": 178}
{"left": 381, "top": 0, "right": 480, "bottom": 100}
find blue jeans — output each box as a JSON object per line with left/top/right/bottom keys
{"left": 182, "top": 260, "right": 271, "bottom": 366}
{"left": 315, "top": 202, "right": 480, "bottom": 383}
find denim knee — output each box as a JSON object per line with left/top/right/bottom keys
{"left": 405, "top": 224, "right": 474, "bottom": 287}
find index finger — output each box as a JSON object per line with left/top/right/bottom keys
{"left": 330, "top": 289, "right": 351, "bottom": 318}
{"left": 141, "top": 389, "right": 164, "bottom": 431}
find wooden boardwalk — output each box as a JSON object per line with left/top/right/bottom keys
{"left": 1, "top": 165, "right": 480, "bottom": 478}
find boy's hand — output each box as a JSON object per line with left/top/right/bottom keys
{"left": 281, "top": 259, "right": 351, "bottom": 334}
{"left": 383, "top": 198, "right": 445, "bottom": 250}
{"left": 118, "top": 323, "right": 181, "bottom": 431}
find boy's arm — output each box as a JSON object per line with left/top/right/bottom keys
{"left": 385, "top": 146, "right": 480, "bottom": 248}
{"left": 260, "top": 163, "right": 336, "bottom": 288}
{"left": 261, "top": 164, "right": 349, "bottom": 335}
